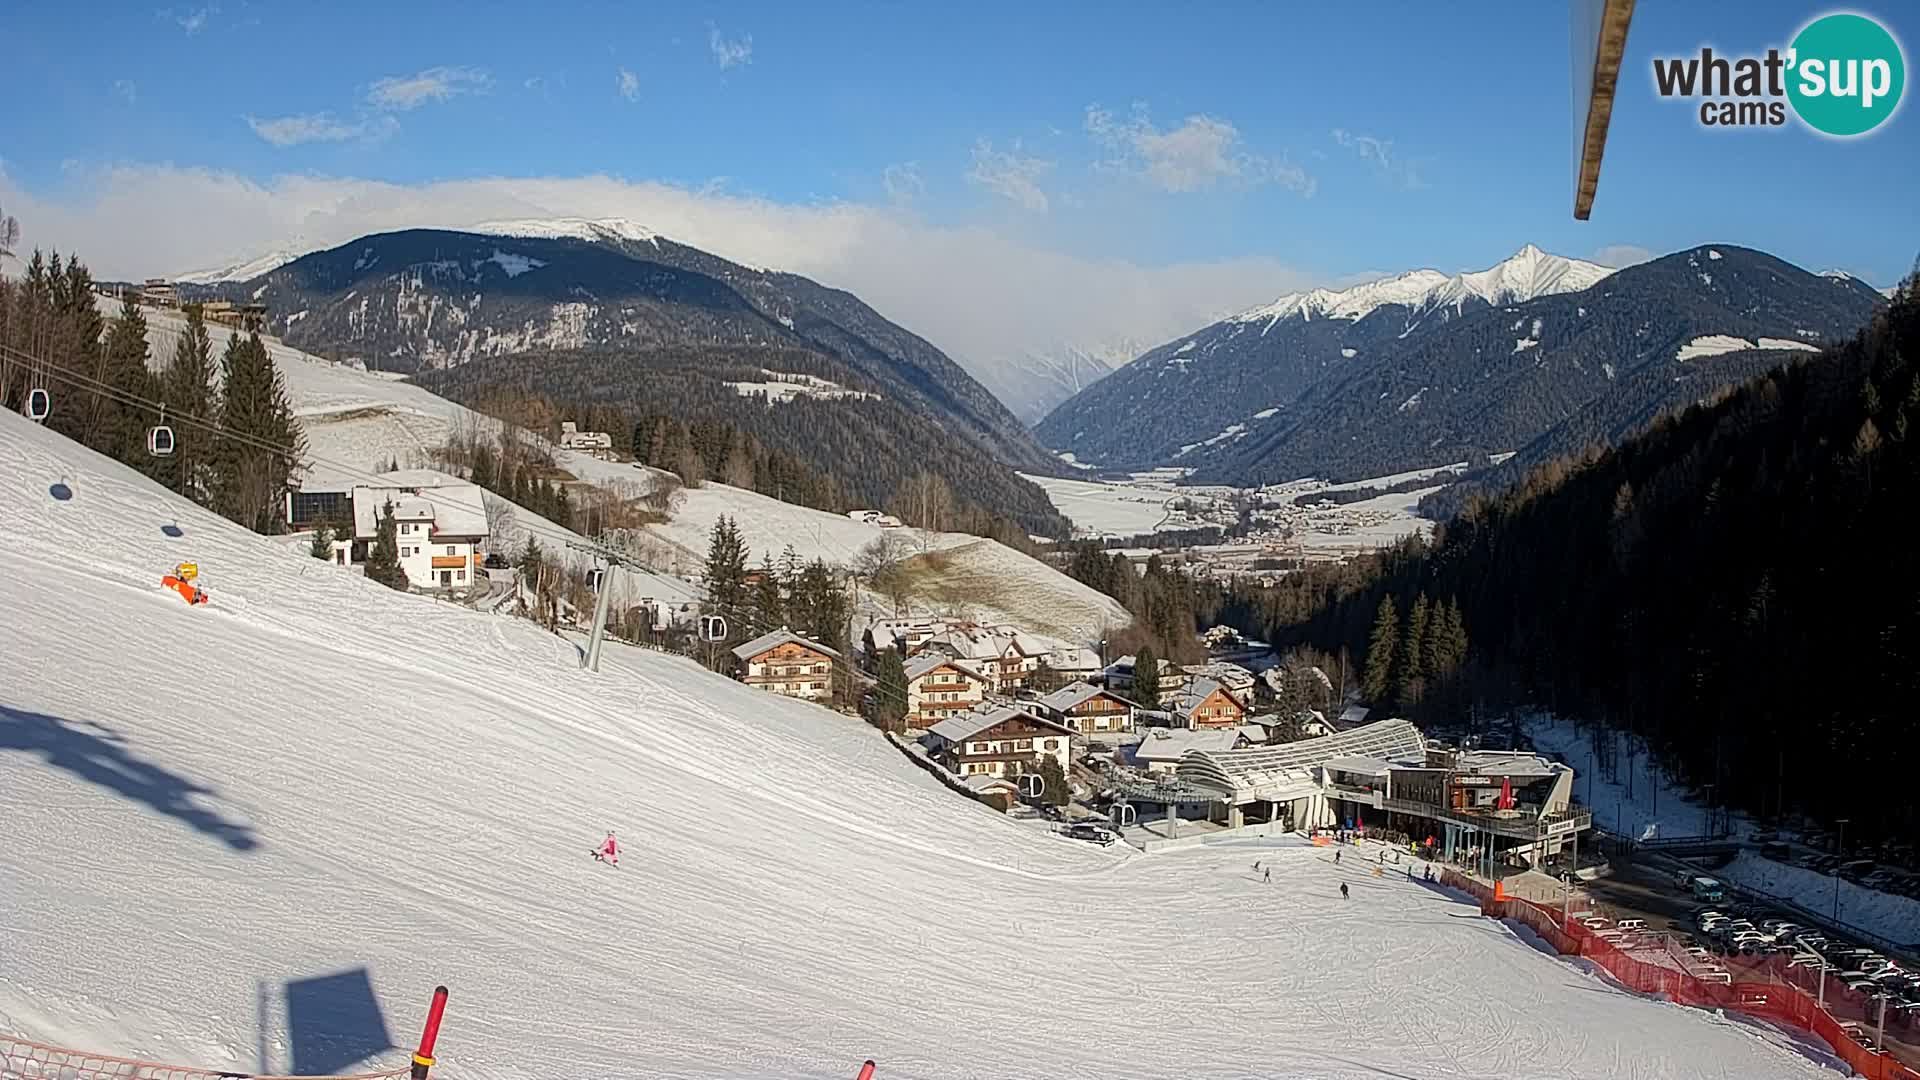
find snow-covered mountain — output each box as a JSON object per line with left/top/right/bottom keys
{"left": 1224, "top": 245, "right": 1611, "bottom": 333}
{"left": 1037, "top": 245, "right": 1613, "bottom": 467}
{"left": 172, "top": 249, "right": 302, "bottom": 284}
{"left": 1039, "top": 244, "right": 1885, "bottom": 485}
{"left": 985, "top": 338, "right": 1149, "bottom": 425}
{"left": 0, "top": 406, "right": 1849, "bottom": 1080}
{"left": 469, "top": 216, "right": 665, "bottom": 247}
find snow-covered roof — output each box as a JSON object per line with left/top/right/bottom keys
{"left": 1180, "top": 661, "right": 1254, "bottom": 688}
{"left": 1177, "top": 719, "right": 1427, "bottom": 800}
{"left": 903, "top": 652, "right": 989, "bottom": 683}
{"left": 731, "top": 628, "right": 842, "bottom": 662}
{"left": 1452, "top": 751, "right": 1561, "bottom": 780}
{"left": 1169, "top": 677, "right": 1237, "bottom": 723}
{"left": 926, "top": 704, "right": 1073, "bottom": 744}
{"left": 1324, "top": 755, "right": 1394, "bottom": 777}
{"left": 1338, "top": 705, "right": 1372, "bottom": 726}
{"left": 348, "top": 472, "right": 489, "bottom": 540}
{"left": 1237, "top": 724, "right": 1269, "bottom": 745}
{"left": 1036, "top": 681, "right": 1133, "bottom": 713}
{"left": 1132, "top": 727, "right": 1244, "bottom": 764}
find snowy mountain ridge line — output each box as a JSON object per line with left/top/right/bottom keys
{"left": 466, "top": 217, "right": 664, "bottom": 247}
{"left": 1227, "top": 244, "right": 1613, "bottom": 330}
{"left": 171, "top": 250, "right": 302, "bottom": 284}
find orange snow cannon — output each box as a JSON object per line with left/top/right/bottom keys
{"left": 162, "top": 562, "right": 209, "bottom": 605}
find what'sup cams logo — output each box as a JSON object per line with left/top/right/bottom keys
{"left": 1652, "top": 11, "right": 1905, "bottom": 136}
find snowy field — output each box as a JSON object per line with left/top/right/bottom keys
{"left": 1017, "top": 472, "right": 1172, "bottom": 536}
{"left": 1714, "top": 852, "right": 1920, "bottom": 948}
{"left": 1528, "top": 713, "right": 1725, "bottom": 839}
{"left": 0, "top": 412, "right": 1850, "bottom": 1080}
{"left": 112, "top": 300, "right": 1122, "bottom": 644}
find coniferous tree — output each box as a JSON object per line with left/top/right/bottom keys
{"left": 214, "top": 331, "right": 303, "bottom": 533}
{"left": 309, "top": 520, "right": 334, "bottom": 560}
{"left": 1399, "top": 592, "right": 1430, "bottom": 705}
{"left": 364, "top": 500, "right": 409, "bottom": 590}
{"left": 752, "top": 554, "right": 783, "bottom": 628}
{"left": 703, "top": 515, "right": 749, "bottom": 618}
{"left": 1362, "top": 595, "right": 1400, "bottom": 704}
{"left": 871, "top": 646, "right": 909, "bottom": 731}
{"left": 471, "top": 441, "right": 496, "bottom": 491}
{"left": 1132, "top": 644, "right": 1161, "bottom": 706}
{"left": 1038, "top": 754, "right": 1070, "bottom": 806}
{"left": 159, "top": 303, "right": 216, "bottom": 504}
{"left": 101, "top": 297, "right": 154, "bottom": 470}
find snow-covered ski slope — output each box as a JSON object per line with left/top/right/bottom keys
{"left": 0, "top": 414, "right": 1846, "bottom": 1079}
{"left": 113, "top": 299, "right": 1127, "bottom": 643}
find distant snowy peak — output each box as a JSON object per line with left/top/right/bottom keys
{"left": 468, "top": 217, "right": 663, "bottom": 248}
{"left": 1227, "top": 245, "right": 1613, "bottom": 330}
{"left": 1230, "top": 270, "right": 1448, "bottom": 327}
{"left": 1419, "top": 244, "right": 1614, "bottom": 314}
{"left": 173, "top": 250, "right": 301, "bottom": 284}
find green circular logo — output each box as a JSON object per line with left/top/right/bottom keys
{"left": 1787, "top": 13, "right": 1905, "bottom": 136}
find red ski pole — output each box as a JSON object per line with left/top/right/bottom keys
{"left": 411, "top": 986, "right": 449, "bottom": 1080}
{"left": 855, "top": 1061, "right": 876, "bottom": 1080}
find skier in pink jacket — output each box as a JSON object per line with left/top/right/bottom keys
{"left": 594, "top": 830, "right": 620, "bottom": 866}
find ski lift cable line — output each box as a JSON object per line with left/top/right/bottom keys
{"left": 11, "top": 343, "right": 912, "bottom": 707}
{"left": 4, "top": 342, "right": 639, "bottom": 564}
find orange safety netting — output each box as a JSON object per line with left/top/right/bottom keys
{"left": 1441, "top": 869, "right": 1920, "bottom": 1080}
{"left": 0, "top": 1036, "right": 414, "bottom": 1080}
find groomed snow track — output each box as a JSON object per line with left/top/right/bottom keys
{"left": 0, "top": 409, "right": 1854, "bottom": 1079}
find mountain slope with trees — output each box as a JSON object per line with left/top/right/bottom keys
{"left": 1254, "top": 275, "right": 1919, "bottom": 842}
{"left": 192, "top": 225, "right": 1071, "bottom": 535}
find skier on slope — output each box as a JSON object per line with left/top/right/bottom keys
{"left": 1341, "top": 882, "right": 1350, "bottom": 899}
{"left": 593, "top": 830, "right": 620, "bottom": 866}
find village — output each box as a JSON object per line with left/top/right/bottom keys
{"left": 259, "top": 385, "right": 1585, "bottom": 873}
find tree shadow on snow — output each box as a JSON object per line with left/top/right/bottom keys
{"left": 285, "top": 968, "right": 396, "bottom": 1076}
{"left": 0, "top": 703, "right": 260, "bottom": 852}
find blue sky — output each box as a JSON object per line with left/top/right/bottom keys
{"left": 2, "top": 0, "right": 1915, "bottom": 377}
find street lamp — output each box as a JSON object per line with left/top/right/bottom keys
{"left": 1833, "top": 818, "right": 1849, "bottom": 923}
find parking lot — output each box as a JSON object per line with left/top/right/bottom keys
{"left": 1555, "top": 850, "right": 1920, "bottom": 1067}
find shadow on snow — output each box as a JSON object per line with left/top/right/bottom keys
{"left": 0, "top": 702, "right": 260, "bottom": 852}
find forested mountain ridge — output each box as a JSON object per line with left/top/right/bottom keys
{"left": 1260, "top": 274, "right": 1919, "bottom": 840}
{"left": 411, "top": 347, "right": 1070, "bottom": 540}
{"left": 211, "top": 225, "right": 1062, "bottom": 475}
{"left": 195, "top": 224, "right": 1071, "bottom": 536}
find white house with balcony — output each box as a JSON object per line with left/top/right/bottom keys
{"left": 924, "top": 704, "right": 1075, "bottom": 780}
{"left": 348, "top": 470, "right": 491, "bottom": 591}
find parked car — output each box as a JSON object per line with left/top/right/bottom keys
{"left": 1062, "top": 822, "right": 1116, "bottom": 847}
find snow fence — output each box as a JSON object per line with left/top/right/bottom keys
{"left": 0, "top": 1036, "right": 414, "bottom": 1080}
{"left": 1442, "top": 869, "right": 1920, "bottom": 1080}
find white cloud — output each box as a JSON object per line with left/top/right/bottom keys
{"left": 114, "top": 80, "right": 138, "bottom": 104}
{"left": 1330, "top": 128, "right": 1426, "bottom": 190}
{"left": 1590, "top": 243, "right": 1655, "bottom": 268}
{"left": 245, "top": 112, "right": 398, "bottom": 148}
{"left": 0, "top": 166, "right": 1320, "bottom": 405}
{"left": 709, "top": 25, "right": 753, "bottom": 70}
{"left": 881, "top": 162, "right": 924, "bottom": 202}
{"left": 367, "top": 66, "right": 491, "bottom": 111}
{"left": 160, "top": 5, "right": 216, "bottom": 34}
{"left": 615, "top": 68, "right": 640, "bottom": 103}
{"left": 1087, "top": 104, "right": 1314, "bottom": 196}
{"left": 966, "top": 140, "right": 1052, "bottom": 212}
